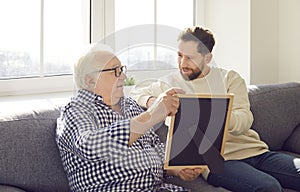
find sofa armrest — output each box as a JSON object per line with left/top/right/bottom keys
{"left": 283, "top": 124, "right": 300, "bottom": 154}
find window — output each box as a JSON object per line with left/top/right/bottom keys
{"left": 0, "top": 0, "right": 89, "bottom": 79}
{"left": 0, "top": 0, "right": 40, "bottom": 79}
{"left": 113, "top": 0, "right": 194, "bottom": 82}
{"left": 43, "top": 0, "right": 90, "bottom": 75}
{"left": 0, "top": 0, "right": 197, "bottom": 96}
{"left": 0, "top": 0, "right": 89, "bottom": 95}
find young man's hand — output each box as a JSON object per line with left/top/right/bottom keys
{"left": 168, "top": 168, "right": 204, "bottom": 181}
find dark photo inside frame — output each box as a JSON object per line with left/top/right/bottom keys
{"left": 164, "top": 94, "right": 233, "bottom": 173}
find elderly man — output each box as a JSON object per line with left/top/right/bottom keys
{"left": 56, "top": 44, "right": 202, "bottom": 192}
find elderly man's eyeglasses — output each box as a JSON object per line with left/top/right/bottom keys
{"left": 97, "top": 65, "right": 127, "bottom": 77}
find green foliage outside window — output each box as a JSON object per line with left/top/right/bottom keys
{"left": 124, "top": 76, "right": 135, "bottom": 86}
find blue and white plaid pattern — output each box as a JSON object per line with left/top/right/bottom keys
{"left": 56, "top": 89, "right": 187, "bottom": 192}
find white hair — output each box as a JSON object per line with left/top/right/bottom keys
{"left": 73, "top": 43, "right": 114, "bottom": 89}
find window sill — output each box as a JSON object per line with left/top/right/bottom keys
{"left": 0, "top": 75, "right": 74, "bottom": 97}
{"left": 0, "top": 91, "right": 73, "bottom": 113}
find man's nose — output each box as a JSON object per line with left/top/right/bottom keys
{"left": 180, "top": 56, "right": 189, "bottom": 67}
{"left": 120, "top": 72, "right": 127, "bottom": 80}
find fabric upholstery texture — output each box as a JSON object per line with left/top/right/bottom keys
{"left": 0, "top": 103, "right": 71, "bottom": 192}
{"left": 166, "top": 176, "right": 229, "bottom": 192}
{"left": 283, "top": 124, "right": 300, "bottom": 154}
{"left": 0, "top": 185, "right": 26, "bottom": 192}
{"left": 248, "top": 82, "right": 300, "bottom": 151}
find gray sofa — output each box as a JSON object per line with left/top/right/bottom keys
{"left": 1, "top": 82, "right": 300, "bottom": 192}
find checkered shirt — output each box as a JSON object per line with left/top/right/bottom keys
{"left": 56, "top": 89, "right": 187, "bottom": 192}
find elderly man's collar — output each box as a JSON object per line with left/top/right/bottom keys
{"left": 74, "top": 89, "right": 103, "bottom": 103}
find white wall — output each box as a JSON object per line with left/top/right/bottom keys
{"left": 278, "top": 0, "right": 300, "bottom": 83}
{"left": 201, "top": 0, "right": 300, "bottom": 85}
{"left": 251, "top": 0, "right": 300, "bottom": 84}
{"left": 200, "top": 0, "right": 251, "bottom": 84}
{"left": 250, "top": 0, "right": 279, "bottom": 84}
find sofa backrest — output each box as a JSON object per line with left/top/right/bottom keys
{"left": 0, "top": 101, "right": 71, "bottom": 192}
{"left": 248, "top": 82, "right": 300, "bottom": 151}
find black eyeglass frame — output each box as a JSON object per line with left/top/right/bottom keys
{"left": 97, "top": 65, "right": 127, "bottom": 77}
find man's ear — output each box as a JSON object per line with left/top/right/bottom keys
{"left": 85, "top": 75, "right": 96, "bottom": 89}
{"left": 204, "top": 53, "right": 213, "bottom": 64}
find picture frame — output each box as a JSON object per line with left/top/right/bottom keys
{"left": 164, "top": 94, "right": 234, "bottom": 172}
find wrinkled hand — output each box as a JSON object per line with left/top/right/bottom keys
{"left": 169, "top": 168, "right": 204, "bottom": 181}
{"left": 130, "top": 88, "right": 185, "bottom": 136}
{"left": 147, "top": 88, "right": 185, "bottom": 123}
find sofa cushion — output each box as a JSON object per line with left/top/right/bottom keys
{"left": 283, "top": 124, "right": 300, "bottom": 154}
{"left": 166, "top": 176, "right": 230, "bottom": 192}
{"left": 248, "top": 82, "right": 300, "bottom": 150}
{"left": 0, "top": 101, "right": 70, "bottom": 192}
{"left": 0, "top": 185, "right": 26, "bottom": 192}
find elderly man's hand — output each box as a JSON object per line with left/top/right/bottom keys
{"left": 147, "top": 88, "right": 185, "bottom": 122}
{"left": 130, "top": 87, "right": 185, "bottom": 142}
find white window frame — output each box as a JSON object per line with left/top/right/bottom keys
{"left": 93, "top": 0, "right": 203, "bottom": 85}
{"left": 0, "top": 0, "right": 203, "bottom": 97}
{"left": 0, "top": 0, "right": 89, "bottom": 96}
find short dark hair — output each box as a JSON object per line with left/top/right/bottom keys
{"left": 178, "top": 26, "right": 215, "bottom": 54}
